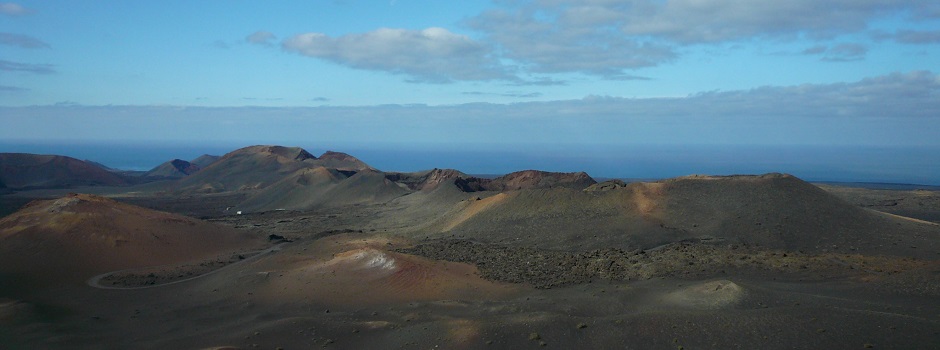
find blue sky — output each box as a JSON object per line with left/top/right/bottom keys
{"left": 1, "top": 1, "right": 939, "bottom": 183}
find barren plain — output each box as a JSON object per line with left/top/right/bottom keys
{"left": 1, "top": 146, "right": 937, "bottom": 349}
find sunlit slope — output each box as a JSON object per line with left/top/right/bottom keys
{"left": 0, "top": 193, "right": 261, "bottom": 282}
{"left": 246, "top": 234, "right": 519, "bottom": 306}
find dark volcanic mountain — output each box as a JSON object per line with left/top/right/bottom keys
{"left": 483, "top": 169, "right": 596, "bottom": 191}
{"left": 385, "top": 168, "right": 473, "bottom": 191}
{"left": 83, "top": 159, "right": 116, "bottom": 171}
{"left": 189, "top": 154, "right": 221, "bottom": 168}
{"left": 175, "top": 145, "right": 320, "bottom": 193}
{"left": 0, "top": 193, "right": 260, "bottom": 283}
{"left": 387, "top": 169, "right": 597, "bottom": 192}
{"left": 145, "top": 159, "right": 201, "bottom": 178}
{"left": 0, "top": 153, "right": 127, "bottom": 189}
{"left": 427, "top": 173, "right": 939, "bottom": 258}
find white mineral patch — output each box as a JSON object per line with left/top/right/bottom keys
{"left": 355, "top": 249, "right": 397, "bottom": 270}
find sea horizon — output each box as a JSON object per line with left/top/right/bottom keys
{"left": 2, "top": 141, "right": 937, "bottom": 187}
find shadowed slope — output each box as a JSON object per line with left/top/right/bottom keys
{"left": 145, "top": 159, "right": 201, "bottom": 178}
{"left": 0, "top": 153, "right": 127, "bottom": 189}
{"left": 387, "top": 168, "right": 597, "bottom": 192}
{"left": 243, "top": 168, "right": 411, "bottom": 211}
{"left": 189, "top": 154, "right": 221, "bottom": 168}
{"left": 385, "top": 168, "right": 472, "bottom": 191}
{"left": 238, "top": 166, "right": 348, "bottom": 211}
{"left": 0, "top": 193, "right": 261, "bottom": 283}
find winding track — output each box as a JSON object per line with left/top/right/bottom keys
{"left": 86, "top": 243, "right": 287, "bottom": 290}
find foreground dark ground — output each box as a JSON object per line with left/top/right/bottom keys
{"left": 1, "top": 182, "right": 939, "bottom": 349}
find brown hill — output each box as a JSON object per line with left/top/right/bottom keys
{"left": 0, "top": 193, "right": 261, "bottom": 283}
{"left": 385, "top": 168, "right": 472, "bottom": 191}
{"left": 425, "top": 173, "right": 939, "bottom": 258}
{"left": 173, "top": 146, "right": 378, "bottom": 195}
{"left": 0, "top": 153, "right": 127, "bottom": 189}
{"left": 174, "top": 145, "right": 320, "bottom": 193}
{"left": 144, "top": 159, "right": 201, "bottom": 178}
{"left": 483, "top": 170, "right": 596, "bottom": 191}
{"left": 317, "top": 151, "right": 373, "bottom": 171}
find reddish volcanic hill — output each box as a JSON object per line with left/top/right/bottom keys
{"left": 316, "top": 151, "right": 374, "bottom": 171}
{"left": 483, "top": 170, "right": 596, "bottom": 191}
{"left": 385, "top": 168, "right": 472, "bottom": 191}
{"left": 174, "top": 146, "right": 375, "bottom": 194}
{"left": 0, "top": 193, "right": 261, "bottom": 283}
{"left": 144, "top": 159, "right": 201, "bottom": 178}
{"left": 0, "top": 153, "right": 127, "bottom": 189}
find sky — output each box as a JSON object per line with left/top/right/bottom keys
{"left": 1, "top": 1, "right": 939, "bottom": 183}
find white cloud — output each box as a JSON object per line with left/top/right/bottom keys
{"left": 462, "top": 0, "right": 936, "bottom": 78}
{"left": 886, "top": 30, "right": 940, "bottom": 44}
{"left": 467, "top": 8, "right": 675, "bottom": 77}
{"left": 0, "top": 2, "right": 30, "bottom": 16}
{"left": 246, "top": 31, "right": 276, "bottom": 46}
{"left": 0, "top": 32, "right": 49, "bottom": 48}
{"left": 801, "top": 43, "right": 868, "bottom": 61}
{"left": 0, "top": 85, "right": 27, "bottom": 92}
{"left": 615, "top": 0, "right": 916, "bottom": 43}
{"left": 264, "top": 1, "right": 937, "bottom": 83}
{"left": 0, "top": 59, "right": 54, "bottom": 74}
{"left": 462, "top": 91, "right": 543, "bottom": 98}
{"left": 282, "top": 27, "right": 510, "bottom": 83}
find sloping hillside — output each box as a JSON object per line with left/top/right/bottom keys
{"left": 0, "top": 153, "right": 127, "bottom": 189}
{"left": 0, "top": 193, "right": 261, "bottom": 283}
{"left": 144, "top": 159, "right": 201, "bottom": 178}
{"left": 238, "top": 168, "right": 410, "bottom": 211}
{"left": 427, "top": 174, "right": 939, "bottom": 258}
{"left": 238, "top": 166, "right": 349, "bottom": 211}
{"left": 316, "top": 151, "right": 374, "bottom": 171}
{"left": 189, "top": 154, "right": 221, "bottom": 168}
{"left": 174, "top": 145, "right": 319, "bottom": 193}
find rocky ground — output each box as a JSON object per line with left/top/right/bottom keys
{"left": 94, "top": 250, "right": 260, "bottom": 288}
{"left": 399, "top": 239, "right": 939, "bottom": 292}
{"left": 2, "top": 183, "right": 939, "bottom": 349}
